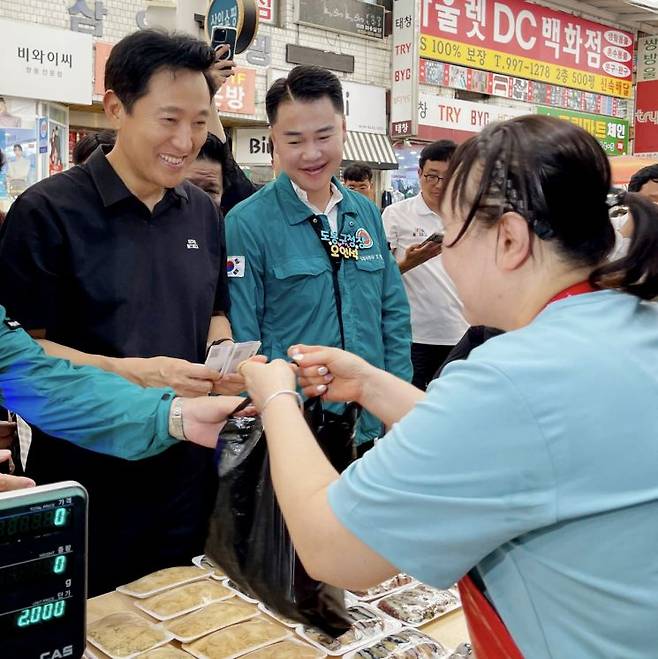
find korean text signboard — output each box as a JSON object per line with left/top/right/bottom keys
{"left": 420, "top": 0, "right": 634, "bottom": 98}
{"left": 419, "top": 59, "right": 628, "bottom": 118}
{"left": 391, "top": 0, "right": 421, "bottom": 137}
{"left": 258, "top": 0, "right": 276, "bottom": 25}
{"left": 637, "top": 36, "right": 658, "bottom": 83}
{"left": 635, "top": 80, "right": 658, "bottom": 155}
{"left": 297, "top": 0, "right": 385, "bottom": 40}
{"left": 537, "top": 106, "right": 628, "bottom": 156}
{"left": 417, "top": 93, "right": 526, "bottom": 141}
{"left": 0, "top": 18, "right": 93, "bottom": 105}
{"left": 215, "top": 68, "right": 256, "bottom": 115}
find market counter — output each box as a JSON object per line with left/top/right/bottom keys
{"left": 86, "top": 590, "right": 469, "bottom": 657}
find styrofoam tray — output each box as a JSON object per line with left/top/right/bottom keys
{"left": 117, "top": 567, "right": 211, "bottom": 599}
{"left": 134, "top": 580, "right": 235, "bottom": 621}
{"left": 343, "top": 626, "right": 452, "bottom": 659}
{"left": 295, "top": 604, "right": 402, "bottom": 657}
{"left": 242, "top": 638, "right": 328, "bottom": 658}
{"left": 347, "top": 575, "right": 416, "bottom": 603}
{"left": 164, "top": 600, "right": 260, "bottom": 644}
{"left": 373, "top": 584, "right": 461, "bottom": 628}
{"left": 192, "top": 554, "right": 226, "bottom": 581}
{"left": 257, "top": 602, "right": 299, "bottom": 628}
{"left": 182, "top": 619, "right": 291, "bottom": 659}
{"left": 87, "top": 612, "right": 175, "bottom": 659}
{"left": 222, "top": 578, "right": 261, "bottom": 604}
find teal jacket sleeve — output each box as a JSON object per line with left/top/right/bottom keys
{"left": 225, "top": 204, "right": 265, "bottom": 344}
{"left": 0, "top": 307, "right": 177, "bottom": 460}
{"left": 374, "top": 209, "right": 412, "bottom": 382}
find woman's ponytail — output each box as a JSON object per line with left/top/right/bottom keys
{"left": 590, "top": 191, "right": 658, "bottom": 300}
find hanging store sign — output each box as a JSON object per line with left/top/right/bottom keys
{"left": 417, "top": 93, "right": 527, "bottom": 141}
{"left": 296, "top": 0, "right": 385, "bottom": 40}
{"left": 391, "top": 0, "right": 421, "bottom": 137}
{"left": 0, "top": 18, "right": 93, "bottom": 105}
{"left": 257, "top": 0, "right": 276, "bottom": 25}
{"left": 537, "top": 106, "right": 628, "bottom": 156}
{"left": 637, "top": 36, "right": 658, "bottom": 83}
{"left": 215, "top": 67, "right": 257, "bottom": 115}
{"left": 420, "top": 0, "right": 634, "bottom": 98}
{"left": 635, "top": 80, "right": 658, "bottom": 155}
{"left": 419, "top": 59, "right": 629, "bottom": 118}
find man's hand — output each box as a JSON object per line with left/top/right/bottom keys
{"left": 118, "top": 357, "right": 222, "bottom": 397}
{"left": 208, "top": 45, "right": 235, "bottom": 91}
{"left": 180, "top": 396, "right": 252, "bottom": 449}
{"left": 398, "top": 241, "right": 442, "bottom": 274}
{"left": 0, "top": 421, "right": 17, "bottom": 450}
{"left": 0, "top": 450, "right": 35, "bottom": 492}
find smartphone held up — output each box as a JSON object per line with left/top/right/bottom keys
{"left": 211, "top": 26, "right": 238, "bottom": 60}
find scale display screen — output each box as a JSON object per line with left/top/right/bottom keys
{"left": 0, "top": 481, "right": 87, "bottom": 659}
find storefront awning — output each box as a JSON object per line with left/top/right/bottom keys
{"left": 343, "top": 131, "right": 398, "bottom": 170}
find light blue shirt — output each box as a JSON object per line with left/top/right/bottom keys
{"left": 329, "top": 290, "right": 658, "bottom": 658}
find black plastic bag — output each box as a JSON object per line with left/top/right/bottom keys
{"left": 205, "top": 397, "right": 360, "bottom": 637}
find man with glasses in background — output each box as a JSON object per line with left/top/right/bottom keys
{"left": 383, "top": 140, "right": 468, "bottom": 390}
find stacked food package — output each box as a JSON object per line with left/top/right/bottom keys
{"left": 86, "top": 558, "right": 467, "bottom": 659}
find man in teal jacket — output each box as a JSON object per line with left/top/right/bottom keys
{"left": 225, "top": 66, "right": 411, "bottom": 448}
{"left": 0, "top": 305, "right": 243, "bottom": 491}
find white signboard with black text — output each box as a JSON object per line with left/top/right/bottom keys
{"left": 342, "top": 81, "right": 387, "bottom": 134}
{"left": 0, "top": 18, "right": 93, "bottom": 105}
{"left": 235, "top": 128, "right": 272, "bottom": 165}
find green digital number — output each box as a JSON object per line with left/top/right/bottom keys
{"left": 53, "top": 555, "right": 67, "bottom": 574}
{"left": 53, "top": 508, "right": 67, "bottom": 527}
{"left": 16, "top": 600, "right": 66, "bottom": 628}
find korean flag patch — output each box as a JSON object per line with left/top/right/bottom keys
{"left": 227, "top": 256, "right": 245, "bottom": 278}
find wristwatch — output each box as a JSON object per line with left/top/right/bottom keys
{"left": 168, "top": 397, "right": 186, "bottom": 441}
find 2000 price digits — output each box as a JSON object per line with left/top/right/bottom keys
{"left": 16, "top": 600, "right": 66, "bottom": 628}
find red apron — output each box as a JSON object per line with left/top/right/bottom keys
{"left": 457, "top": 281, "right": 594, "bottom": 659}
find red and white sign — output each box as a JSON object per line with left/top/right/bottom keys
{"left": 635, "top": 80, "right": 658, "bottom": 155}
{"left": 215, "top": 67, "right": 256, "bottom": 116}
{"left": 258, "top": 0, "right": 276, "bottom": 24}
{"left": 420, "top": 0, "right": 634, "bottom": 98}
{"left": 391, "top": 0, "right": 421, "bottom": 137}
{"left": 418, "top": 93, "right": 527, "bottom": 142}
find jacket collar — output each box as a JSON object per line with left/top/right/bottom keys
{"left": 274, "top": 172, "right": 358, "bottom": 225}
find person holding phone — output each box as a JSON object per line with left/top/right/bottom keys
{"left": 383, "top": 140, "right": 468, "bottom": 389}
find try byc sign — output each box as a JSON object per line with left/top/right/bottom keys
{"left": 420, "top": 0, "right": 634, "bottom": 98}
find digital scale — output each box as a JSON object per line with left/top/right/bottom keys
{"left": 0, "top": 481, "right": 87, "bottom": 659}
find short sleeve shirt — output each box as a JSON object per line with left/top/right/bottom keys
{"left": 383, "top": 194, "right": 467, "bottom": 345}
{"left": 330, "top": 291, "right": 658, "bottom": 657}
{"left": 0, "top": 145, "right": 228, "bottom": 362}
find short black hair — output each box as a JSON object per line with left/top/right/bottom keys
{"left": 266, "top": 65, "right": 344, "bottom": 125}
{"left": 343, "top": 163, "right": 373, "bottom": 182}
{"left": 419, "top": 140, "right": 457, "bottom": 169}
{"left": 0, "top": 149, "right": 5, "bottom": 170}
{"left": 72, "top": 130, "right": 116, "bottom": 165}
{"left": 628, "top": 164, "right": 658, "bottom": 193}
{"left": 105, "top": 30, "right": 217, "bottom": 113}
{"left": 13, "top": 144, "right": 22, "bottom": 151}
{"left": 197, "top": 133, "right": 227, "bottom": 168}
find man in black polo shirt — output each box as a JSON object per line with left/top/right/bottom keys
{"left": 0, "top": 31, "right": 238, "bottom": 594}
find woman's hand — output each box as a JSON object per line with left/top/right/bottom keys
{"left": 288, "top": 345, "right": 373, "bottom": 404}
{"left": 238, "top": 359, "right": 297, "bottom": 412}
